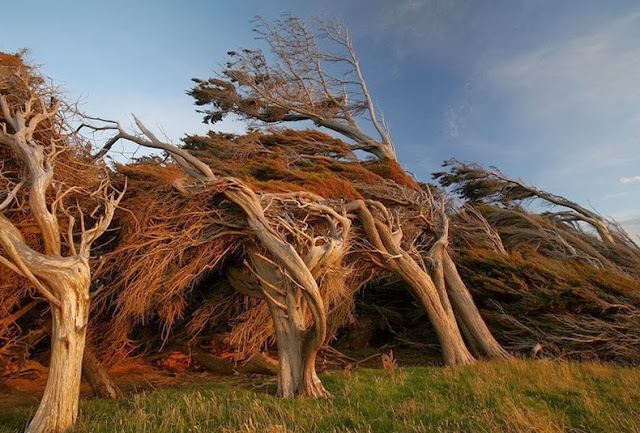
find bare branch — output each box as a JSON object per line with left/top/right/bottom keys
{"left": 188, "top": 14, "right": 397, "bottom": 160}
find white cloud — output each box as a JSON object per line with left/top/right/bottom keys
{"left": 620, "top": 176, "right": 640, "bottom": 184}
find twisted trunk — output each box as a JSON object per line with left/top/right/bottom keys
{"left": 347, "top": 200, "right": 475, "bottom": 366}
{"left": 249, "top": 249, "right": 329, "bottom": 398}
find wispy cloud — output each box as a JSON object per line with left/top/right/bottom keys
{"left": 620, "top": 176, "right": 640, "bottom": 184}
{"left": 617, "top": 214, "right": 640, "bottom": 240}
{"left": 444, "top": 80, "right": 474, "bottom": 139}
{"left": 604, "top": 191, "right": 630, "bottom": 200}
{"left": 487, "top": 11, "right": 640, "bottom": 120}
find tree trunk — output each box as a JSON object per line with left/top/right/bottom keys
{"left": 82, "top": 345, "right": 122, "bottom": 399}
{"left": 442, "top": 251, "right": 510, "bottom": 359}
{"left": 26, "top": 284, "right": 89, "bottom": 433}
{"left": 348, "top": 200, "right": 475, "bottom": 366}
{"left": 250, "top": 250, "right": 330, "bottom": 398}
{"left": 392, "top": 253, "right": 475, "bottom": 366}
{"left": 270, "top": 303, "right": 328, "bottom": 398}
{"left": 238, "top": 352, "right": 279, "bottom": 375}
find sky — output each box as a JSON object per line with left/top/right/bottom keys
{"left": 2, "top": 0, "right": 639, "bottom": 238}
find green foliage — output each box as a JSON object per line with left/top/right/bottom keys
{"left": 456, "top": 248, "right": 640, "bottom": 362}
{"left": 2, "top": 361, "right": 639, "bottom": 432}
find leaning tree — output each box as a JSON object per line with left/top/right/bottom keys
{"left": 186, "top": 15, "right": 509, "bottom": 365}
{"left": 80, "top": 16, "right": 510, "bottom": 391}
{"left": 189, "top": 15, "right": 396, "bottom": 160}
{"left": 83, "top": 116, "right": 347, "bottom": 397}
{"left": 0, "top": 53, "right": 123, "bottom": 432}
{"left": 434, "top": 159, "right": 640, "bottom": 275}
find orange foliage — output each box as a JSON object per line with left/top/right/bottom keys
{"left": 363, "top": 159, "right": 420, "bottom": 189}
{"left": 0, "top": 52, "right": 24, "bottom": 68}
{"left": 303, "top": 176, "right": 363, "bottom": 201}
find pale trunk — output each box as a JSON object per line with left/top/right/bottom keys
{"left": 376, "top": 215, "right": 474, "bottom": 365}
{"left": 348, "top": 201, "right": 475, "bottom": 366}
{"left": 394, "top": 256, "right": 475, "bottom": 366}
{"left": 26, "top": 285, "right": 89, "bottom": 433}
{"left": 270, "top": 302, "right": 328, "bottom": 398}
{"left": 442, "top": 251, "right": 510, "bottom": 359}
{"left": 253, "top": 254, "right": 329, "bottom": 398}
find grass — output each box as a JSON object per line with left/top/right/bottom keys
{"left": 1, "top": 360, "right": 639, "bottom": 432}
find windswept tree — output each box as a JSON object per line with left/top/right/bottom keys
{"left": 83, "top": 117, "right": 343, "bottom": 397}
{"left": 435, "top": 159, "right": 627, "bottom": 248}
{"left": 85, "top": 16, "right": 510, "bottom": 381}
{"left": 187, "top": 15, "right": 510, "bottom": 365}
{"left": 0, "top": 54, "right": 123, "bottom": 433}
{"left": 189, "top": 14, "right": 397, "bottom": 160}
{"left": 434, "top": 159, "right": 640, "bottom": 274}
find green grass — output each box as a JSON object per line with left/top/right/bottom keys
{"left": 2, "top": 360, "right": 639, "bottom": 432}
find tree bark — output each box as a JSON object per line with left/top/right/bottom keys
{"left": 347, "top": 200, "right": 475, "bottom": 366}
{"left": 238, "top": 353, "right": 279, "bottom": 375}
{"left": 82, "top": 345, "right": 122, "bottom": 399}
{"left": 25, "top": 279, "right": 89, "bottom": 433}
{"left": 442, "top": 250, "right": 510, "bottom": 359}
{"left": 0, "top": 87, "right": 120, "bottom": 432}
{"left": 250, "top": 250, "right": 330, "bottom": 398}
{"left": 389, "top": 248, "right": 475, "bottom": 366}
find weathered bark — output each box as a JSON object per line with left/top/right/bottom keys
{"left": 347, "top": 200, "right": 475, "bottom": 366}
{"left": 389, "top": 248, "right": 475, "bottom": 365}
{"left": 428, "top": 207, "right": 510, "bottom": 360}
{"left": 0, "top": 228, "right": 93, "bottom": 433}
{"left": 0, "top": 89, "right": 121, "bottom": 432}
{"left": 82, "top": 345, "right": 122, "bottom": 399}
{"left": 249, "top": 249, "right": 330, "bottom": 398}
{"left": 442, "top": 251, "right": 510, "bottom": 359}
{"left": 26, "top": 280, "right": 89, "bottom": 433}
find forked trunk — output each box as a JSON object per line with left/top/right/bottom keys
{"left": 347, "top": 201, "right": 475, "bottom": 366}
{"left": 26, "top": 283, "right": 89, "bottom": 433}
{"left": 392, "top": 253, "right": 475, "bottom": 366}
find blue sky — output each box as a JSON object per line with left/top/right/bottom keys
{"left": 2, "top": 0, "right": 639, "bottom": 237}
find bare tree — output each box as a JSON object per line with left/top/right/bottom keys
{"left": 0, "top": 61, "right": 123, "bottom": 433}
{"left": 189, "top": 14, "right": 397, "bottom": 160}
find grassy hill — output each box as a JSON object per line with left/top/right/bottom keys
{"left": 1, "top": 360, "right": 638, "bottom": 433}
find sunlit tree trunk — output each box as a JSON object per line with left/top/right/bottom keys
{"left": 347, "top": 200, "right": 475, "bottom": 365}
{"left": 27, "top": 277, "right": 89, "bottom": 433}
{"left": 0, "top": 85, "right": 121, "bottom": 432}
